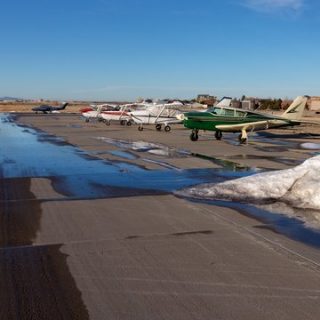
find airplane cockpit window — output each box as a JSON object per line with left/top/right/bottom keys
{"left": 208, "top": 107, "right": 225, "bottom": 115}
{"left": 235, "top": 110, "right": 246, "bottom": 117}
{"left": 224, "top": 109, "right": 235, "bottom": 116}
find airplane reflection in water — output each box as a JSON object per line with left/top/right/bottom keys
{"left": 179, "top": 96, "right": 309, "bottom": 144}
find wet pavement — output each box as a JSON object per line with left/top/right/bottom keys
{"left": 2, "top": 113, "right": 320, "bottom": 319}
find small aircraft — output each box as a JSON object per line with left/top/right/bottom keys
{"left": 81, "top": 104, "right": 135, "bottom": 125}
{"left": 80, "top": 104, "right": 118, "bottom": 122}
{"left": 129, "top": 102, "right": 184, "bottom": 132}
{"left": 32, "top": 102, "right": 69, "bottom": 114}
{"left": 180, "top": 96, "right": 308, "bottom": 144}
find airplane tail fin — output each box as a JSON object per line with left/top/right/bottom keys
{"left": 216, "top": 97, "right": 232, "bottom": 108}
{"left": 281, "top": 96, "right": 308, "bottom": 120}
{"left": 59, "top": 102, "right": 69, "bottom": 110}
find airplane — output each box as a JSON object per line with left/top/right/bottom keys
{"left": 180, "top": 96, "right": 309, "bottom": 144}
{"left": 81, "top": 103, "right": 135, "bottom": 125}
{"left": 129, "top": 101, "right": 185, "bottom": 132}
{"left": 80, "top": 104, "right": 119, "bottom": 122}
{"left": 32, "top": 102, "right": 69, "bottom": 114}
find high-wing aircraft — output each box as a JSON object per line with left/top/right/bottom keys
{"left": 129, "top": 102, "right": 184, "bottom": 132}
{"left": 81, "top": 104, "right": 135, "bottom": 125}
{"left": 32, "top": 102, "right": 69, "bottom": 114}
{"left": 180, "top": 96, "right": 308, "bottom": 143}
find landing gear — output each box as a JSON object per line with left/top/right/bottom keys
{"left": 138, "top": 126, "right": 144, "bottom": 131}
{"left": 120, "top": 120, "right": 126, "bottom": 126}
{"left": 190, "top": 129, "right": 199, "bottom": 141}
{"left": 103, "top": 120, "right": 110, "bottom": 126}
{"left": 215, "top": 130, "right": 222, "bottom": 140}
{"left": 238, "top": 130, "right": 248, "bottom": 144}
{"left": 155, "top": 124, "right": 162, "bottom": 131}
{"left": 164, "top": 125, "right": 171, "bottom": 132}
{"left": 126, "top": 120, "right": 132, "bottom": 126}
{"left": 85, "top": 118, "right": 89, "bottom": 123}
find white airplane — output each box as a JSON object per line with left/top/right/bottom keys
{"left": 80, "top": 104, "right": 119, "bottom": 122}
{"left": 129, "top": 102, "right": 185, "bottom": 132}
{"left": 99, "top": 104, "right": 134, "bottom": 126}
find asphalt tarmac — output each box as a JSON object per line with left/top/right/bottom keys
{"left": 2, "top": 113, "right": 320, "bottom": 319}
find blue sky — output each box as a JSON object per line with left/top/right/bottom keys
{"left": 1, "top": 0, "right": 319, "bottom": 101}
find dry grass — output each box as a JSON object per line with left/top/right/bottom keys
{"left": 0, "top": 102, "right": 89, "bottom": 113}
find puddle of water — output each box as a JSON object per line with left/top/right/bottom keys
{"left": 191, "top": 153, "right": 255, "bottom": 172}
{"left": 183, "top": 198, "right": 320, "bottom": 248}
{"left": 226, "top": 154, "right": 303, "bottom": 167}
{"left": 96, "top": 137, "right": 189, "bottom": 158}
{"left": 108, "top": 150, "right": 138, "bottom": 160}
{"left": 0, "top": 114, "right": 250, "bottom": 199}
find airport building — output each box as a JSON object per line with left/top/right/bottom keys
{"left": 308, "top": 96, "right": 320, "bottom": 112}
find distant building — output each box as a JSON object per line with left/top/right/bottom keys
{"left": 240, "top": 98, "right": 262, "bottom": 110}
{"left": 196, "top": 94, "right": 217, "bottom": 106}
{"left": 308, "top": 97, "right": 320, "bottom": 111}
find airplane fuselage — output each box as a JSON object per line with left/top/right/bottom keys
{"left": 183, "top": 108, "right": 298, "bottom": 132}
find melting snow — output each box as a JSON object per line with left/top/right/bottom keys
{"left": 300, "top": 143, "right": 320, "bottom": 150}
{"left": 179, "top": 155, "right": 320, "bottom": 210}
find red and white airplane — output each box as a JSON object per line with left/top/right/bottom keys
{"left": 80, "top": 103, "right": 134, "bottom": 125}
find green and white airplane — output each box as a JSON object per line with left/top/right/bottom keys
{"left": 180, "top": 96, "right": 309, "bottom": 144}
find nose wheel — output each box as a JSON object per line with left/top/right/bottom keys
{"left": 215, "top": 130, "right": 222, "bottom": 140}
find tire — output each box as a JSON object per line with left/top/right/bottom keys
{"left": 155, "top": 124, "right": 162, "bottom": 131}
{"left": 120, "top": 120, "right": 126, "bottom": 126}
{"left": 164, "top": 125, "right": 171, "bottom": 132}
{"left": 126, "top": 120, "right": 132, "bottom": 126}
{"left": 190, "top": 132, "right": 198, "bottom": 141}
{"left": 138, "top": 126, "right": 144, "bottom": 131}
{"left": 85, "top": 118, "right": 89, "bottom": 123}
{"left": 105, "top": 121, "right": 110, "bottom": 126}
{"left": 215, "top": 130, "right": 222, "bottom": 140}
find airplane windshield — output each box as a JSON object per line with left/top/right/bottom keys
{"left": 207, "top": 107, "right": 247, "bottom": 117}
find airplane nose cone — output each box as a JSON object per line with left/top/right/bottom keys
{"left": 176, "top": 114, "right": 185, "bottom": 120}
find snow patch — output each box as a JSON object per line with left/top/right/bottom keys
{"left": 179, "top": 155, "right": 320, "bottom": 210}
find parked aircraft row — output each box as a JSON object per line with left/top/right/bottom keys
{"left": 80, "top": 100, "right": 192, "bottom": 132}
{"left": 31, "top": 96, "right": 309, "bottom": 144}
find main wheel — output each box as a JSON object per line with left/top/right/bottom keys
{"left": 126, "top": 120, "right": 132, "bottom": 126}
{"left": 138, "top": 126, "right": 144, "bottom": 131}
{"left": 120, "top": 120, "right": 126, "bottom": 126}
{"left": 164, "top": 125, "right": 171, "bottom": 132}
{"left": 215, "top": 130, "right": 222, "bottom": 140}
{"left": 190, "top": 132, "right": 199, "bottom": 141}
{"left": 85, "top": 118, "right": 89, "bottom": 123}
{"left": 155, "top": 124, "right": 162, "bottom": 131}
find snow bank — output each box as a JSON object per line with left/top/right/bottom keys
{"left": 179, "top": 155, "right": 320, "bottom": 210}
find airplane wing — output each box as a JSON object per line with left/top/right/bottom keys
{"left": 216, "top": 120, "right": 272, "bottom": 132}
